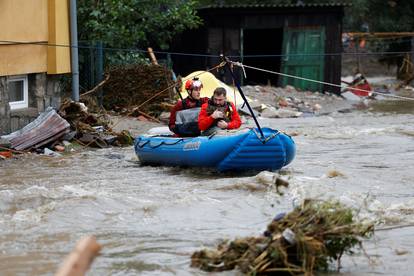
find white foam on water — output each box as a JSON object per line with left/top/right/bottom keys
{"left": 11, "top": 202, "right": 56, "bottom": 224}
{"left": 365, "top": 199, "right": 414, "bottom": 225}
{"left": 61, "top": 185, "right": 98, "bottom": 198}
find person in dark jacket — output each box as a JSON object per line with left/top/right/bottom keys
{"left": 198, "top": 87, "right": 241, "bottom": 136}
{"left": 168, "top": 77, "right": 209, "bottom": 136}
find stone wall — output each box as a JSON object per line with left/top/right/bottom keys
{"left": 0, "top": 73, "right": 63, "bottom": 135}
{"left": 0, "top": 77, "right": 10, "bottom": 135}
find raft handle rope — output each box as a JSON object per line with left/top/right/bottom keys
{"left": 230, "top": 61, "right": 414, "bottom": 102}
{"left": 252, "top": 128, "right": 280, "bottom": 144}
{"left": 136, "top": 137, "right": 184, "bottom": 149}
{"left": 208, "top": 133, "right": 216, "bottom": 140}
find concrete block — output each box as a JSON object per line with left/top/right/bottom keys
{"left": 34, "top": 73, "right": 46, "bottom": 97}
{"left": 0, "top": 105, "right": 7, "bottom": 116}
{"left": 37, "top": 98, "right": 45, "bottom": 112}
{"left": 0, "top": 77, "right": 7, "bottom": 102}
{"left": 10, "top": 117, "right": 19, "bottom": 132}
{"left": 0, "top": 118, "right": 10, "bottom": 135}
{"left": 44, "top": 97, "right": 51, "bottom": 108}
{"left": 51, "top": 96, "right": 61, "bottom": 109}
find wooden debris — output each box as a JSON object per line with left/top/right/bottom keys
{"left": 114, "top": 130, "right": 134, "bottom": 146}
{"left": 59, "top": 99, "right": 109, "bottom": 134}
{"left": 128, "top": 108, "right": 160, "bottom": 123}
{"left": 102, "top": 64, "right": 174, "bottom": 117}
{"left": 147, "top": 47, "right": 159, "bottom": 65}
{"left": 58, "top": 99, "right": 134, "bottom": 148}
{"left": 327, "top": 170, "right": 345, "bottom": 178}
{"left": 191, "top": 200, "right": 374, "bottom": 275}
{"left": 80, "top": 74, "right": 110, "bottom": 98}
{"left": 0, "top": 145, "right": 27, "bottom": 155}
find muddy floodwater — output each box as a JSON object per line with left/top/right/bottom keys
{"left": 1, "top": 99, "right": 414, "bottom": 275}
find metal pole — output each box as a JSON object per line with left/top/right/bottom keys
{"left": 70, "top": 0, "right": 79, "bottom": 101}
{"left": 240, "top": 27, "right": 244, "bottom": 86}
{"left": 222, "top": 55, "right": 264, "bottom": 138}
{"left": 96, "top": 41, "right": 103, "bottom": 106}
{"left": 355, "top": 38, "right": 360, "bottom": 73}
{"left": 171, "top": 70, "right": 183, "bottom": 101}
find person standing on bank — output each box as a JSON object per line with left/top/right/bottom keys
{"left": 198, "top": 87, "right": 241, "bottom": 136}
{"left": 168, "top": 77, "right": 209, "bottom": 137}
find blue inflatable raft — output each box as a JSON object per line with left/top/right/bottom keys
{"left": 134, "top": 127, "right": 295, "bottom": 172}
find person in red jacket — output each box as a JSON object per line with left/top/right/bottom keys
{"left": 169, "top": 77, "right": 209, "bottom": 136}
{"left": 342, "top": 73, "right": 373, "bottom": 97}
{"left": 350, "top": 73, "right": 372, "bottom": 97}
{"left": 198, "top": 87, "right": 241, "bottom": 136}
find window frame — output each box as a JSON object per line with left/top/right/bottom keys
{"left": 8, "top": 75, "right": 28, "bottom": 110}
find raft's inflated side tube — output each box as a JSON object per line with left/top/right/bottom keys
{"left": 279, "top": 133, "right": 296, "bottom": 166}
{"left": 134, "top": 128, "right": 296, "bottom": 171}
{"left": 134, "top": 132, "right": 247, "bottom": 167}
{"left": 217, "top": 128, "right": 295, "bottom": 171}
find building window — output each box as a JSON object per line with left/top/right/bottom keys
{"left": 8, "top": 75, "right": 28, "bottom": 110}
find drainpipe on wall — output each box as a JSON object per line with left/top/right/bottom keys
{"left": 70, "top": 0, "right": 79, "bottom": 101}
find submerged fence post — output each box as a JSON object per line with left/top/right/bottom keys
{"left": 240, "top": 27, "right": 244, "bottom": 86}
{"left": 96, "top": 41, "right": 104, "bottom": 107}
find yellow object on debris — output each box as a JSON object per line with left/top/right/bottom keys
{"left": 180, "top": 71, "right": 248, "bottom": 106}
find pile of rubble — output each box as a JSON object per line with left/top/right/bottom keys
{"left": 191, "top": 199, "right": 374, "bottom": 275}
{"left": 58, "top": 99, "right": 133, "bottom": 148}
{"left": 102, "top": 64, "right": 175, "bottom": 118}
{"left": 0, "top": 64, "right": 178, "bottom": 159}
{"left": 0, "top": 100, "right": 134, "bottom": 159}
{"left": 240, "top": 85, "right": 351, "bottom": 118}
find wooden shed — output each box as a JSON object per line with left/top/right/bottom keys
{"left": 171, "top": 3, "right": 347, "bottom": 94}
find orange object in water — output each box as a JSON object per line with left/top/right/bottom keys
{"left": 359, "top": 38, "right": 366, "bottom": 48}
{"left": 0, "top": 151, "right": 12, "bottom": 158}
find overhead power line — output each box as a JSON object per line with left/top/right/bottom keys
{"left": 1, "top": 40, "right": 414, "bottom": 58}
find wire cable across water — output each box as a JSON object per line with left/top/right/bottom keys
{"left": 230, "top": 62, "right": 414, "bottom": 102}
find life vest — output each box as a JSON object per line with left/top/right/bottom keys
{"left": 206, "top": 99, "right": 233, "bottom": 123}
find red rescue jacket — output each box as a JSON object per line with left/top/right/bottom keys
{"left": 198, "top": 101, "right": 241, "bottom": 131}
{"left": 350, "top": 82, "right": 372, "bottom": 97}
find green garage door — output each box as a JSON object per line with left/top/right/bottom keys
{"left": 281, "top": 27, "right": 325, "bottom": 92}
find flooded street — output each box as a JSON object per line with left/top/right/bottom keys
{"left": 1, "top": 100, "right": 414, "bottom": 275}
